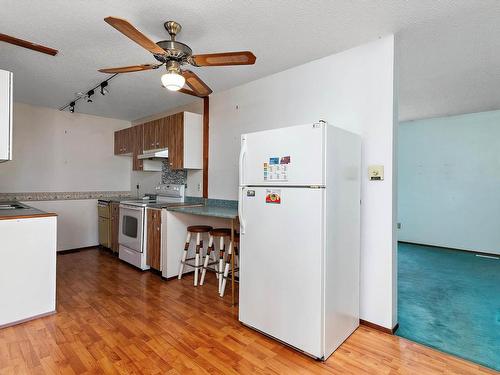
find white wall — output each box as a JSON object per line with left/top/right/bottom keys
{"left": 0, "top": 103, "right": 131, "bottom": 251}
{"left": 20, "top": 200, "right": 99, "bottom": 251}
{"left": 209, "top": 36, "right": 398, "bottom": 328}
{"left": 398, "top": 110, "right": 500, "bottom": 255}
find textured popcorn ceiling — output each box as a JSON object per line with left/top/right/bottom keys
{"left": 1, "top": 0, "right": 500, "bottom": 121}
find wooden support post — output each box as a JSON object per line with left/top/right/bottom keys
{"left": 231, "top": 218, "right": 235, "bottom": 306}
{"left": 203, "top": 97, "right": 209, "bottom": 198}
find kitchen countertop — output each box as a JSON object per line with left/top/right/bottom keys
{"left": 0, "top": 202, "right": 57, "bottom": 220}
{"left": 166, "top": 204, "right": 238, "bottom": 219}
{"left": 145, "top": 202, "right": 204, "bottom": 210}
{"left": 99, "top": 197, "right": 133, "bottom": 203}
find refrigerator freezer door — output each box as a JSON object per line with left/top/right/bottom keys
{"left": 240, "top": 123, "right": 325, "bottom": 186}
{"left": 239, "top": 186, "right": 324, "bottom": 358}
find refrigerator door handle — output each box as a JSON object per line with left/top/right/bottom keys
{"left": 238, "top": 187, "right": 246, "bottom": 234}
{"left": 239, "top": 136, "right": 247, "bottom": 186}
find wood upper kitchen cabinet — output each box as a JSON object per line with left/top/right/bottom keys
{"left": 110, "top": 202, "right": 120, "bottom": 253}
{"left": 143, "top": 118, "right": 169, "bottom": 151}
{"left": 146, "top": 208, "right": 161, "bottom": 271}
{"left": 157, "top": 117, "right": 169, "bottom": 149}
{"left": 132, "top": 124, "right": 144, "bottom": 171}
{"left": 143, "top": 120, "right": 158, "bottom": 151}
{"left": 114, "top": 128, "right": 132, "bottom": 155}
{"left": 114, "top": 111, "right": 202, "bottom": 171}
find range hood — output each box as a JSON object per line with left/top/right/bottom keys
{"left": 138, "top": 148, "right": 168, "bottom": 159}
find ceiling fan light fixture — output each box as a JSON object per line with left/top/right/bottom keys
{"left": 161, "top": 71, "right": 185, "bottom": 91}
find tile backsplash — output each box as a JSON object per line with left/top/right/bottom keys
{"left": 161, "top": 161, "right": 187, "bottom": 185}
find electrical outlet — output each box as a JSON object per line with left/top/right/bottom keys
{"left": 197, "top": 183, "right": 201, "bottom": 192}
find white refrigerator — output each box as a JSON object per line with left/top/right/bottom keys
{"left": 238, "top": 122, "right": 361, "bottom": 360}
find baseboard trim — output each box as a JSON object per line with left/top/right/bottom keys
{"left": 0, "top": 310, "right": 56, "bottom": 329}
{"left": 360, "top": 319, "right": 399, "bottom": 334}
{"left": 57, "top": 246, "right": 98, "bottom": 255}
{"left": 398, "top": 241, "right": 499, "bottom": 257}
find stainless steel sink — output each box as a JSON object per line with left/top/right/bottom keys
{"left": 0, "top": 202, "right": 29, "bottom": 210}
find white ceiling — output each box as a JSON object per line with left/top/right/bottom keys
{"left": 2, "top": 0, "right": 500, "bottom": 122}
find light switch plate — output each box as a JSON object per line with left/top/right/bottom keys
{"left": 368, "top": 165, "right": 384, "bottom": 181}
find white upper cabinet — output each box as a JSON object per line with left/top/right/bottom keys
{"left": 0, "top": 69, "right": 13, "bottom": 162}
{"left": 182, "top": 112, "right": 203, "bottom": 169}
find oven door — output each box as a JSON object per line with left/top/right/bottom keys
{"left": 119, "top": 205, "right": 144, "bottom": 252}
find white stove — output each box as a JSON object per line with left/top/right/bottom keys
{"left": 121, "top": 184, "right": 185, "bottom": 207}
{"left": 118, "top": 184, "right": 185, "bottom": 270}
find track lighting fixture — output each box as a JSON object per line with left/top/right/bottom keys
{"left": 100, "top": 81, "right": 109, "bottom": 95}
{"left": 86, "top": 89, "right": 94, "bottom": 103}
{"left": 59, "top": 73, "right": 118, "bottom": 112}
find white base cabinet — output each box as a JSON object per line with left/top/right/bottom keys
{"left": 0, "top": 216, "right": 57, "bottom": 327}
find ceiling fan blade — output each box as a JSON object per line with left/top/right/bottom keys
{"left": 178, "top": 88, "right": 203, "bottom": 97}
{"left": 104, "top": 16, "right": 165, "bottom": 55}
{"left": 98, "top": 64, "right": 160, "bottom": 74}
{"left": 182, "top": 70, "right": 212, "bottom": 97}
{"left": 0, "top": 33, "right": 58, "bottom": 56}
{"left": 191, "top": 51, "right": 256, "bottom": 67}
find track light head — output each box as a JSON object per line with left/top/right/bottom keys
{"left": 86, "top": 89, "right": 94, "bottom": 103}
{"left": 69, "top": 101, "right": 75, "bottom": 113}
{"left": 100, "top": 81, "right": 109, "bottom": 95}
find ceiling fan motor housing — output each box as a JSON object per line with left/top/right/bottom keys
{"left": 154, "top": 40, "right": 193, "bottom": 62}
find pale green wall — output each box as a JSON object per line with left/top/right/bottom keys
{"left": 398, "top": 110, "right": 500, "bottom": 255}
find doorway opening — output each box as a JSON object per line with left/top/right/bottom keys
{"left": 396, "top": 111, "right": 500, "bottom": 371}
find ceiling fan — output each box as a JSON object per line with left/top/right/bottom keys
{"left": 0, "top": 33, "right": 58, "bottom": 56}
{"left": 98, "top": 17, "right": 256, "bottom": 97}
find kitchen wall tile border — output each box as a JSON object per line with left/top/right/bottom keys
{"left": 0, "top": 191, "right": 133, "bottom": 202}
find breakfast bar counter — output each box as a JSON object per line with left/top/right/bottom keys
{"left": 166, "top": 204, "right": 238, "bottom": 219}
{"left": 162, "top": 198, "right": 239, "bottom": 305}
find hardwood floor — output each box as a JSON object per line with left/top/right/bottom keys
{"left": 0, "top": 248, "right": 496, "bottom": 375}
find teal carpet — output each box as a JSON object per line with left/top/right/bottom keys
{"left": 397, "top": 243, "right": 500, "bottom": 371}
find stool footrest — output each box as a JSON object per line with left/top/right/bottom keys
{"left": 181, "top": 260, "right": 204, "bottom": 269}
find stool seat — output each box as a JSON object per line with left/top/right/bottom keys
{"left": 187, "top": 225, "right": 213, "bottom": 233}
{"left": 209, "top": 228, "right": 231, "bottom": 237}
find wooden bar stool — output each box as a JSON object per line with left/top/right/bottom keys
{"left": 220, "top": 233, "right": 239, "bottom": 297}
{"left": 178, "top": 225, "right": 213, "bottom": 286}
{"left": 200, "top": 228, "right": 231, "bottom": 292}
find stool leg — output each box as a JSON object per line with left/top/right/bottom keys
{"left": 194, "top": 233, "right": 201, "bottom": 286}
{"left": 211, "top": 245, "right": 219, "bottom": 279}
{"left": 218, "top": 237, "right": 225, "bottom": 293}
{"left": 235, "top": 245, "right": 239, "bottom": 276}
{"left": 178, "top": 232, "right": 191, "bottom": 279}
{"left": 220, "top": 240, "right": 233, "bottom": 297}
{"left": 200, "top": 235, "right": 214, "bottom": 285}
